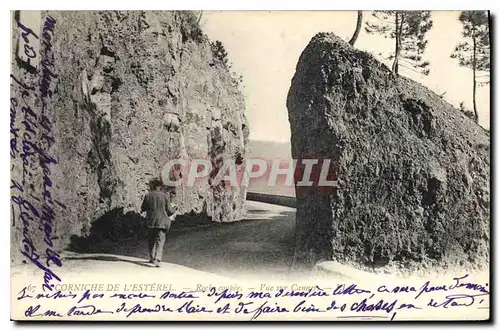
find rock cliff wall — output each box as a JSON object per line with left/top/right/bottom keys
{"left": 10, "top": 11, "right": 248, "bottom": 263}
{"left": 287, "top": 33, "right": 490, "bottom": 270}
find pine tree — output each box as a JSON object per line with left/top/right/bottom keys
{"left": 365, "top": 11, "right": 433, "bottom": 75}
{"left": 450, "top": 11, "right": 490, "bottom": 124}
{"left": 211, "top": 40, "right": 229, "bottom": 67}
{"left": 348, "top": 11, "right": 363, "bottom": 46}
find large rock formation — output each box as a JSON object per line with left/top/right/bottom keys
{"left": 287, "top": 33, "right": 490, "bottom": 270}
{"left": 10, "top": 11, "right": 248, "bottom": 263}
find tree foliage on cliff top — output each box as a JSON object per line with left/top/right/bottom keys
{"left": 178, "top": 11, "right": 204, "bottom": 43}
{"left": 366, "top": 11, "right": 433, "bottom": 76}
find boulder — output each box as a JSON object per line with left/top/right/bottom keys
{"left": 287, "top": 33, "right": 490, "bottom": 270}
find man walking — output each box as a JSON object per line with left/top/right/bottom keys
{"left": 141, "top": 178, "right": 178, "bottom": 267}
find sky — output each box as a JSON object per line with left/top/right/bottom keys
{"left": 202, "top": 11, "right": 490, "bottom": 142}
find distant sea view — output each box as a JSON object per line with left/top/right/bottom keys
{"left": 247, "top": 140, "right": 295, "bottom": 197}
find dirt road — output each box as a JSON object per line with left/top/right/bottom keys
{"left": 66, "top": 201, "right": 297, "bottom": 280}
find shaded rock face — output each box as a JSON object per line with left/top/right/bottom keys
{"left": 10, "top": 11, "right": 248, "bottom": 262}
{"left": 287, "top": 33, "right": 490, "bottom": 269}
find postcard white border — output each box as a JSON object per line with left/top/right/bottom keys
{"left": 2, "top": 1, "right": 497, "bottom": 330}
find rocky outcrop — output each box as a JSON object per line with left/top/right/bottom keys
{"left": 10, "top": 11, "right": 248, "bottom": 262}
{"left": 287, "top": 33, "right": 490, "bottom": 270}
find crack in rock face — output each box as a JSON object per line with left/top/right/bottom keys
{"left": 287, "top": 33, "right": 490, "bottom": 271}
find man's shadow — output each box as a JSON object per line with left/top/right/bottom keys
{"left": 69, "top": 208, "right": 147, "bottom": 252}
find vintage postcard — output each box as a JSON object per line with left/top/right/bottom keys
{"left": 10, "top": 10, "right": 490, "bottom": 321}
